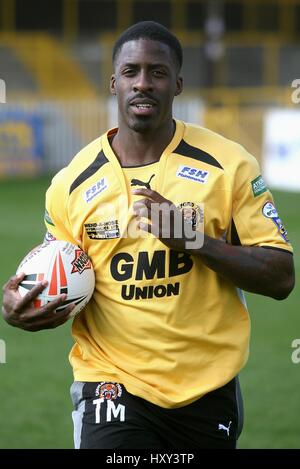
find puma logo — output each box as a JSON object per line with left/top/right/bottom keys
{"left": 218, "top": 421, "right": 232, "bottom": 436}
{"left": 131, "top": 174, "right": 155, "bottom": 190}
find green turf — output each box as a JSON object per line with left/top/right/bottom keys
{"left": 238, "top": 189, "right": 300, "bottom": 449}
{"left": 0, "top": 178, "right": 299, "bottom": 448}
{"left": 0, "top": 176, "right": 74, "bottom": 449}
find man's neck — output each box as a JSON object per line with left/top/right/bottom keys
{"left": 111, "top": 120, "right": 175, "bottom": 167}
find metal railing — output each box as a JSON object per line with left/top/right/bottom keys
{"left": 0, "top": 96, "right": 203, "bottom": 174}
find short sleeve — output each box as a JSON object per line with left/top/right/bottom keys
{"left": 228, "top": 148, "right": 293, "bottom": 254}
{"left": 44, "top": 169, "right": 78, "bottom": 244}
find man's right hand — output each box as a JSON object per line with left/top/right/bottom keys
{"left": 2, "top": 272, "right": 75, "bottom": 332}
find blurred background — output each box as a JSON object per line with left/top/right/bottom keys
{"left": 0, "top": 0, "right": 299, "bottom": 449}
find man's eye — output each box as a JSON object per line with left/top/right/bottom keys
{"left": 153, "top": 70, "right": 166, "bottom": 77}
{"left": 123, "top": 69, "right": 135, "bottom": 75}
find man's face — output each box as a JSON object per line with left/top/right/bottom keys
{"left": 110, "top": 39, "right": 183, "bottom": 133}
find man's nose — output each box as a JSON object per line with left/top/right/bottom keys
{"left": 133, "top": 71, "right": 153, "bottom": 92}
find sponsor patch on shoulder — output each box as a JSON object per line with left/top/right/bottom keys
{"left": 83, "top": 178, "right": 108, "bottom": 203}
{"left": 251, "top": 175, "right": 267, "bottom": 197}
{"left": 176, "top": 165, "right": 209, "bottom": 184}
{"left": 262, "top": 201, "right": 289, "bottom": 242}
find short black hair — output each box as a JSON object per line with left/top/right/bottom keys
{"left": 112, "top": 21, "right": 183, "bottom": 71}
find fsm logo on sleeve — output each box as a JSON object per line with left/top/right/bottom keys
{"left": 0, "top": 79, "right": 6, "bottom": 103}
{"left": 176, "top": 165, "right": 209, "bottom": 184}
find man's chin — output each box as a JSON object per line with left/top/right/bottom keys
{"left": 130, "top": 118, "right": 155, "bottom": 133}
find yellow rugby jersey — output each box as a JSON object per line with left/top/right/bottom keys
{"left": 45, "top": 120, "right": 293, "bottom": 408}
{"left": 122, "top": 161, "right": 159, "bottom": 204}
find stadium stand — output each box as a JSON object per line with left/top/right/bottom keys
{"left": 1, "top": 0, "right": 300, "bottom": 172}
{"left": 0, "top": 44, "right": 37, "bottom": 91}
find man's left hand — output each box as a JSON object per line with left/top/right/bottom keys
{"left": 132, "top": 188, "right": 202, "bottom": 251}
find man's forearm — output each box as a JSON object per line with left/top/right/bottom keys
{"left": 130, "top": 188, "right": 295, "bottom": 300}
{"left": 190, "top": 235, "right": 295, "bottom": 300}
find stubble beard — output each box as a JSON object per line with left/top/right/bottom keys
{"left": 130, "top": 117, "right": 154, "bottom": 134}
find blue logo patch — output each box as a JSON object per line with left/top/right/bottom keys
{"left": 83, "top": 178, "right": 108, "bottom": 203}
{"left": 176, "top": 165, "right": 209, "bottom": 184}
{"left": 262, "top": 202, "right": 289, "bottom": 242}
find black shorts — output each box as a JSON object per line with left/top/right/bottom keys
{"left": 70, "top": 377, "right": 243, "bottom": 449}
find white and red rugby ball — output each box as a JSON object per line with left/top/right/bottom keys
{"left": 17, "top": 240, "right": 95, "bottom": 317}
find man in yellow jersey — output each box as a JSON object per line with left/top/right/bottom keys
{"left": 2, "top": 22, "right": 295, "bottom": 449}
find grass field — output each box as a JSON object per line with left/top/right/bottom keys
{"left": 0, "top": 176, "right": 299, "bottom": 449}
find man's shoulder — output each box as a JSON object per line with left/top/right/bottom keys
{"left": 181, "top": 121, "right": 258, "bottom": 170}
{"left": 50, "top": 134, "right": 105, "bottom": 189}
{"left": 68, "top": 134, "right": 104, "bottom": 170}
{"left": 182, "top": 121, "right": 243, "bottom": 153}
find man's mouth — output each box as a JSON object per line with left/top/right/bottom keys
{"left": 135, "top": 103, "right": 153, "bottom": 109}
{"left": 130, "top": 100, "right": 156, "bottom": 116}
{"left": 130, "top": 99, "right": 157, "bottom": 116}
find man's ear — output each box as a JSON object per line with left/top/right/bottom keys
{"left": 110, "top": 74, "right": 116, "bottom": 95}
{"left": 175, "top": 76, "right": 183, "bottom": 96}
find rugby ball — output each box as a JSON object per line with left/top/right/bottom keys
{"left": 16, "top": 240, "right": 95, "bottom": 318}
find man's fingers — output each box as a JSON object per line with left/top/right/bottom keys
{"left": 21, "top": 293, "right": 68, "bottom": 321}
{"left": 133, "top": 199, "right": 153, "bottom": 220}
{"left": 65, "top": 303, "right": 77, "bottom": 319}
{"left": 132, "top": 188, "right": 157, "bottom": 199}
{"left": 133, "top": 197, "right": 152, "bottom": 210}
{"left": 133, "top": 197, "right": 173, "bottom": 220}
{"left": 2, "top": 268, "right": 77, "bottom": 331}
{"left": 133, "top": 198, "right": 182, "bottom": 239}
{"left": 10, "top": 301, "right": 76, "bottom": 331}
{"left": 18, "top": 304, "right": 76, "bottom": 332}
{"left": 132, "top": 188, "right": 172, "bottom": 205}
{"left": 15, "top": 281, "right": 48, "bottom": 312}
{"left": 36, "top": 303, "right": 76, "bottom": 328}
{"left": 43, "top": 303, "right": 76, "bottom": 329}
{"left": 138, "top": 221, "right": 152, "bottom": 234}
{"left": 3, "top": 272, "right": 26, "bottom": 292}
{"left": 41, "top": 294, "right": 68, "bottom": 314}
